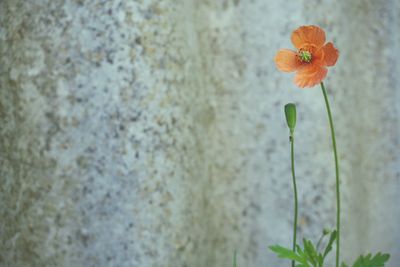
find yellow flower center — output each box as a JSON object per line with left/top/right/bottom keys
{"left": 298, "top": 50, "right": 312, "bottom": 63}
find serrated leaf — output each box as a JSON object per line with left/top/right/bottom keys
{"left": 303, "top": 239, "right": 318, "bottom": 266}
{"left": 269, "top": 245, "right": 308, "bottom": 265}
{"left": 296, "top": 244, "right": 307, "bottom": 260}
{"left": 352, "top": 252, "right": 390, "bottom": 267}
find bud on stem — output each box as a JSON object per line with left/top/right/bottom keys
{"left": 284, "top": 103, "right": 297, "bottom": 135}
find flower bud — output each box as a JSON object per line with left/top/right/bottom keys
{"left": 284, "top": 103, "right": 297, "bottom": 133}
{"left": 323, "top": 228, "right": 331, "bottom": 235}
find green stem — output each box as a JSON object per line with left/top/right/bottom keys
{"left": 290, "top": 134, "right": 298, "bottom": 267}
{"left": 316, "top": 232, "right": 324, "bottom": 251}
{"left": 320, "top": 82, "right": 340, "bottom": 267}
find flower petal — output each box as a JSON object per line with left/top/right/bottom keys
{"left": 291, "top": 25, "right": 326, "bottom": 49}
{"left": 274, "top": 49, "right": 302, "bottom": 72}
{"left": 322, "top": 42, "right": 339, "bottom": 66}
{"left": 294, "top": 65, "right": 327, "bottom": 88}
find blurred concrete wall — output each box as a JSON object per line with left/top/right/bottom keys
{"left": 0, "top": 0, "right": 399, "bottom": 266}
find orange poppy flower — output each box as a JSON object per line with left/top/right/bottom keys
{"left": 274, "top": 25, "right": 339, "bottom": 88}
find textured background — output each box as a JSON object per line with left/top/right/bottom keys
{"left": 0, "top": 0, "right": 399, "bottom": 266}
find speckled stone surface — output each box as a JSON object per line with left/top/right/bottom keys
{"left": 0, "top": 0, "right": 399, "bottom": 267}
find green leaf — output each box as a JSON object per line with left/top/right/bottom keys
{"left": 323, "top": 230, "right": 337, "bottom": 259}
{"left": 303, "top": 239, "right": 319, "bottom": 266}
{"left": 352, "top": 253, "right": 390, "bottom": 267}
{"left": 317, "top": 254, "right": 324, "bottom": 267}
{"left": 341, "top": 263, "right": 349, "bottom": 267}
{"left": 269, "top": 245, "right": 308, "bottom": 265}
{"left": 296, "top": 245, "right": 312, "bottom": 267}
{"left": 233, "top": 250, "right": 237, "bottom": 267}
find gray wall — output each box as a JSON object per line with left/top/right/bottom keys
{"left": 0, "top": 0, "right": 399, "bottom": 266}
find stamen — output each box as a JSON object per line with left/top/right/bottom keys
{"left": 298, "top": 50, "right": 312, "bottom": 63}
